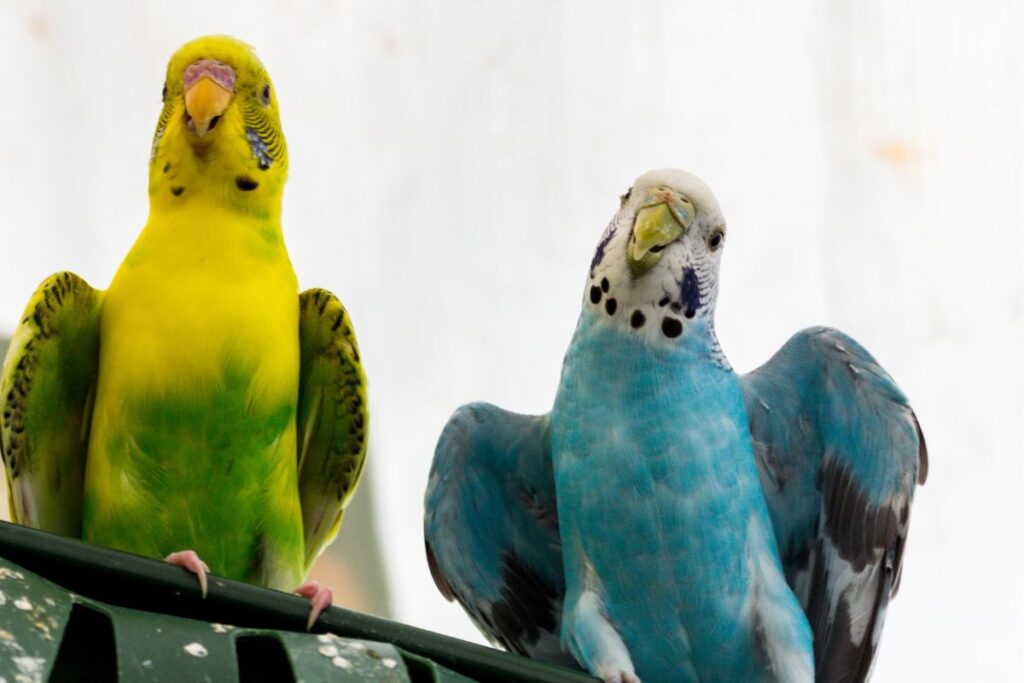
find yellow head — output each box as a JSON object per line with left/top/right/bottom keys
{"left": 149, "top": 35, "right": 288, "bottom": 213}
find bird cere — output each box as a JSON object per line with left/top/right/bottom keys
{"left": 425, "top": 169, "right": 926, "bottom": 682}
{"left": 0, "top": 30, "right": 929, "bottom": 683}
{"left": 0, "top": 35, "right": 368, "bottom": 631}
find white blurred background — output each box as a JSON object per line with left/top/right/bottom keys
{"left": 1, "top": 1, "right": 1021, "bottom": 679}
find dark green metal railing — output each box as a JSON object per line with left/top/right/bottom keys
{"left": 0, "top": 522, "right": 595, "bottom": 682}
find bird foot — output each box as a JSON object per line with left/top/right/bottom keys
{"left": 295, "top": 580, "right": 333, "bottom": 631}
{"left": 599, "top": 671, "right": 642, "bottom": 683}
{"left": 165, "top": 550, "right": 210, "bottom": 598}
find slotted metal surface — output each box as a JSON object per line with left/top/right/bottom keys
{"left": 0, "top": 555, "right": 448, "bottom": 682}
{"left": 0, "top": 522, "right": 594, "bottom": 683}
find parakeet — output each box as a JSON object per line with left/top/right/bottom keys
{"left": 425, "top": 169, "right": 926, "bottom": 682}
{"left": 0, "top": 36, "right": 368, "bottom": 627}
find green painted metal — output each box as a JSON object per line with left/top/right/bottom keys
{"left": 0, "top": 560, "right": 73, "bottom": 681}
{"left": 0, "top": 522, "right": 595, "bottom": 682}
{"left": 0, "top": 553, "right": 466, "bottom": 681}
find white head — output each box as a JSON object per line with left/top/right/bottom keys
{"left": 585, "top": 169, "right": 727, "bottom": 348}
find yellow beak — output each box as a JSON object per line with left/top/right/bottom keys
{"left": 185, "top": 77, "right": 232, "bottom": 137}
{"left": 627, "top": 189, "right": 695, "bottom": 274}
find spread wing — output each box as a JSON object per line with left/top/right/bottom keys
{"left": 424, "top": 402, "right": 576, "bottom": 667}
{"left": 0, "top": 272, "right": 101, "bottom": 537}
{"left": 742, "top": 326, "right": 927, "bottom": 682}
{"left": 296, "top": 289, "right": 368, "bottom": 571}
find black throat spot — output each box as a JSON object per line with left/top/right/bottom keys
{"left": 235, "top": 176, "right": 259, "bottom": 192}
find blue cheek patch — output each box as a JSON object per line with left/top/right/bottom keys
{"left": 589, "top": 227, "right": 617, "bottom": 277}
{"left": 680, "top": 267, "right": 701, "bottom": 318}
{"left": 246, "top": 127, "right": 273, "bottom": 170}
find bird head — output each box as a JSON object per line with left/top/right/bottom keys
{"left": 585, "top": 169, "right": 727, "bottom": 344}
{"left": 149, "top": 35, "right": 288, "bottom": 209}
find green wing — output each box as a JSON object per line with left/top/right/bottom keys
{"left": 296, "top": 289, "right": 368, "bottom": 571}
{"left": 0, "top": 272, "right": 101, "bottom": 537}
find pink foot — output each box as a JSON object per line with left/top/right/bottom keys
{"left": 294, "top": 580, "right": 333, "bottom": 631}
{"left": 165, "top": 550, "right": 210, "bottom": 598}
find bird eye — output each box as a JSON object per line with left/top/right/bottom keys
{"left": 161, "top": 82, "right": 167, "bottom": 102}
{"left": 260, "top": 84, "right": 271, "bottom": 106}
{"left": 619, "top": 187, "right": 632, "bottom": 206}
{"left": 707, "top": 228, "right": 725, "bottom": 251}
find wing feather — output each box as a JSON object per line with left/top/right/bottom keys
{"left": 743, "top": 326, "right": 924, "bottom": 682}
{"left": 424, "top": 402, "right": 576, "bottom": 667}
{"left": 0, "top": 272, "right": 100, "bottom": 536}
{"left": 295, "top": 288, "right": 368, "bottom": 570}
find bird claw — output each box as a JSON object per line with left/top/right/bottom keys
{"left": 163, "top": 552, "right": 333, "bottom": 630}
{"left": 294, "top": 580, "right": 333, "bottom": 631}
{"left": 165, "top": 550, "right": 210, "bottom": 598}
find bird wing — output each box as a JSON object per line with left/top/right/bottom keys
{"left": 741, "top": 326, "right": 927, "bottom": 682}
{"left": 424, "top": 402, "right": 575, "bottom": 667}
{"left": 295, "top": 288, "right": 368, "bottom": 571}
{"left": 0, "top": 272, "right": 101, "bottom": 537}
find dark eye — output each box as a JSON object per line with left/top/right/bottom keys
{"left": 707, "top": 229, "right": 725, "bottom": 251}
{"left": 260, "top": 84, "right": 271, "bottom": 106}
{"left": 619, "top": 187, "right": 632, "bottom": 206}
{"left": 161, "top": 82, "right": 167, "bottom": 102}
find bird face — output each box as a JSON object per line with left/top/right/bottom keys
{"left": 149, "top": 35, "right": 288, "bottom": 204}
{"left": 585, "top": 169, "right": 727, "bottom": 344}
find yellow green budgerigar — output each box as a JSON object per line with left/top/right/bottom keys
{"left": 0, "top": 35, "right": 368, "bottom": 626}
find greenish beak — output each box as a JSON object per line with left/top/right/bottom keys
{"left": 627, "top": 187, "right": 695, "bottom": 275}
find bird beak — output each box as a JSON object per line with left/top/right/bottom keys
{"left": 627, "top": 188, "right": 695, "bottom": 274}
{"left": 183, "top": 60, "right": 235, "bottom": 137}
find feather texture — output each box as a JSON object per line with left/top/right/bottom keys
{"left": 0, "top": 272, "right": 100, "bottom": 536}
{"left": 296, "top": 289, "right": 369, "bottom": 571}
{"left": 424, "top": 403, "right": 574, "bottom": 667}
{"left": 743, "top": 326, "right": 926, "bottom": 681}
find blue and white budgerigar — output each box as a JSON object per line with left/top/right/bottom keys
{"left": 424, "top": 169, "right": 927, "bottom": 682}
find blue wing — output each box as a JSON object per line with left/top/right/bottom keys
{"left": 742, "top": 327, "right": 927, "bottom": 682}
{"left": 424, "top": 402, "right": 575, "bottom": 666}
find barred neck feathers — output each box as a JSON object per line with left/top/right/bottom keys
{"left": 582, "top": 169, "right": 731, "bottom": 369}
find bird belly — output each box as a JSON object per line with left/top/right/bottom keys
{"left": 82, "top": 264, "right": 304, "bottom": 588}
{"left": 556, "top": 418, "right": 772, "bottom": 679}
{"left": 553, "top": 323, "right": 811, "bottom": 680}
